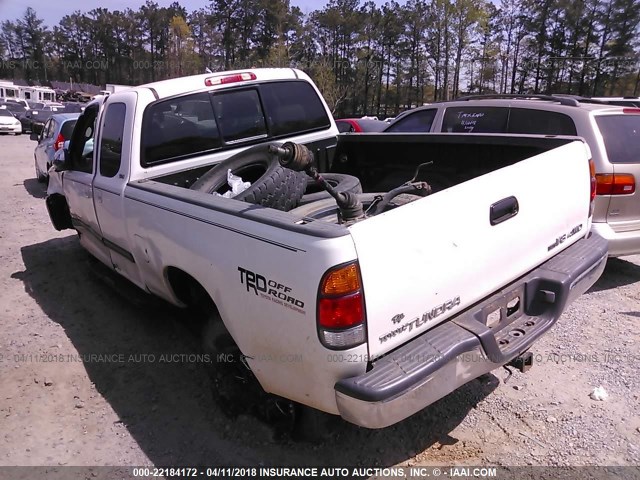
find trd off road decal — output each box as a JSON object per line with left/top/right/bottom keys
{"left": 238, "top": 266, "right": 305, "bottom": 315}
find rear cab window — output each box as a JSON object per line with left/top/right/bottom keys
{"left": 140, "top": 80, "right": 331, "bottom": 167}
{"left": 595, "top": 114, "right": 640, "bottom": 164}
{"left": 141, "top": 92, "right": 221, "bottom": 166}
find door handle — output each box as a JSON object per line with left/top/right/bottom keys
{"left": 490, "top": 196, "right": 519, "bottom": 225}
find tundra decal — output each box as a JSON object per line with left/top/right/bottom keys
{"left": 548, "top": 224, "right": 583, "bottom": 252}
{"left": 238, "top": 266, "right": 305, "bottom": 314}
{"left": 379, "top": 297, "right": 461, "bottom": 343}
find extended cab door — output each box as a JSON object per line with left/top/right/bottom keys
{"left": 91, "top": 91, "right": 144, "bottom": 288}
{"left": 63, "top": 103, "right": 112, "bottom": 267}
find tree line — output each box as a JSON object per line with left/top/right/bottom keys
{"left": 1, "top": 0, "right": 639, "bottom": 117}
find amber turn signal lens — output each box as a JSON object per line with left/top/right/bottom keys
{"left": 321, "top": 263, "right": 360, "bottom": 295}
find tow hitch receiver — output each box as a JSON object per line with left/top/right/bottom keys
{"left": 508, "top": 351, "right": 534, "bottom": 373}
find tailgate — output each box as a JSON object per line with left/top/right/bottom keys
{"left": 348, "top": 140, "right": 592, "bottom": 358}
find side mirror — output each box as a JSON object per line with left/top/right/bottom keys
{"left": 30, "top": 132, "right": 39, "bottom": 141}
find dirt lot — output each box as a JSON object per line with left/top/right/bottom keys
{"left": 1, "top": 134, "right": 639, "bottom": 470}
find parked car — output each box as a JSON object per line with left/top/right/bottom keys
{"left": 0, "top": 108, "right": 22, "bottom": 135}
{"left": 20, "top": 109, "right": 57, "bottom": 134}
{"left": 384, "top": 94, "right": 640, "bottom": 257}
{"left": 336, "top": 117, "right": 388, "bottom": 133}
{"left": 2, "top": 98, "right": 29, "bottom": 110}
{"left": 0, "top": 102, "right": 27, "bottom": 117}
{"left": 31, "top": 113, "right": 79, "bottom": 182}
{"left": 45, "top": 69, "right": 606, "bottom": 432}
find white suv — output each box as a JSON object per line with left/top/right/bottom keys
{"left": 385, "top": 95, "right": 640, "bottom": 256}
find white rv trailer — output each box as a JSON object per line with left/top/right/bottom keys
{"left": 19, "top": 86, "right": 56, "bottom": 102}
{"left": 0, "top": 81, "right": 19, "bottom": 99}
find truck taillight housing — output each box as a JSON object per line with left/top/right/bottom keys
{"left": 317, "top": 262, "right": 366, "bottom": 349}
{"left": 596, "top": 173, "right": 636, "bottom": 195}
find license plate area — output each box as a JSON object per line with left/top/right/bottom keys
{"left": 479, "top": 285, "right": 524, "bottom": 331}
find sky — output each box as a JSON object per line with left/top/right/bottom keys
{"left": 0, "top": 0, "right": 388, "bottom": 26}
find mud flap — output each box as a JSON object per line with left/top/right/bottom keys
{"left": 46, "top": 194, "right": 73, "bottom": 231}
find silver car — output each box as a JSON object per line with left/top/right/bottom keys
{"left": 32, "top": 113, "right": 80, "bottom": 182}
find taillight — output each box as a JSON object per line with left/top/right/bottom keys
{"left": 623, "top": 108, "right": 640, "bottom": 114}
{"left": 205, "top": 72, "right": 257, "bottom": 86}
{"left": 54, "top": 133, "right": 64, "bottom": 151}
{"left": 317, "top": 262, "right": 366, "bottom": 349}
{"left": 596, "top": 173, "right": 636, "bottom": 195}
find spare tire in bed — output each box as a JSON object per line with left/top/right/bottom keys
{"left": 298, "top": 173, "right": 363, "bottom": 206}
{"left": 190, "top": 144, "right": 307, "bottom": 211}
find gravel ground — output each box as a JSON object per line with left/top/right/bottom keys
{"left": 1, "top": 134, "right": 639, "bottom": 471}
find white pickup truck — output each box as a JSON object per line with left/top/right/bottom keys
{"left": 45, "top": 68, "right": 608, "bottom": 431}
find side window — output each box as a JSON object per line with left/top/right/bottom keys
{"left": 260, "top": 81, "right": 331, "bottom": 136}
{"left": 386, "top": 109, "right": 437, "bottom": 132}
{"left": 442, "top": 107, "right": 509, "bottom": 133}
{"left": 508, "top": 108, "right": 577, "bottom": 135}
{"left": 41, "top": 119, "right": 52, "bottom": 139}
{"left": 46, "top": 120, "right": 56, "bottom": 139}
{"left": 595, "top": 115, "right": 640, "bottom": 164}
{"left": 141, "top": 92, "right": 221, "bottom": 166}
{"left": 99, "top": 103, "right": 126, "bottom": 178}
{"left": 212, "top": 89, "right": 267, "bottom": 143}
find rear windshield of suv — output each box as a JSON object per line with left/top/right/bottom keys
{"left": 441, "top": 106, "right": 577, "bottom": 135}
{"left": 595, "top": 115, "right": 640, "bottom": 164}
{"left": 141, "top": 80, "right": 331, "bottom": 166}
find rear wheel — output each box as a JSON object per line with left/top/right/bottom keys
{"left": 197, "top": 292, "right": 297, "bottom": 437}
{"left": 35, "top": 159, "right": 46, "bottom": 183}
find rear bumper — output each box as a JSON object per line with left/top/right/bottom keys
{"left": 591, "top": 222, "right": 640, "bottom": 257}
{"left": 335, "top": 232, "right": 608, "bottom": 428}
{"left": 0, "top": 124, "right": 21, "bottom": 133}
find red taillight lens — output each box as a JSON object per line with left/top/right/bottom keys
{"left": 54, "top": 133, "right": 64, "bottom": 151}
{"left": 319, "top": 293, "right": 364, "bottom": 329}
{"left": 596, "top": 173, "right": 636, "bottom": 195}
{"left": 205, "top": 72, "right": 257, "bottom": 86}
{"left": 623, "top": 108, "right": 640, "bottom": 114}
{"left": 318, "top": 262, "right": 366, "bottom": 349}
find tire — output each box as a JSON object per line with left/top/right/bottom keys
{"left": 292, "top": 405, "right": 341, "bottom": 443}
{"left": 290, "top": 192, "right": 422, "bottom": 223}
{"left": 190, "top": 144, "right": 307, "bottom": 211}
{"left": 298, "top": 173, "right": 362, "bottom": 206}
{"left": 35, "top": 159, "right": 46, "bottom": 183}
